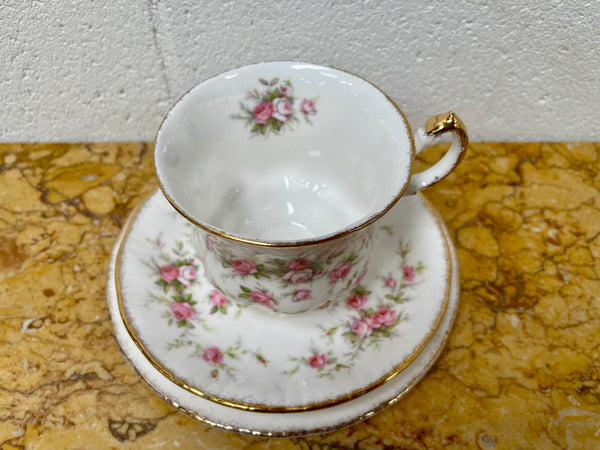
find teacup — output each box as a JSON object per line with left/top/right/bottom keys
{"left": 154, "top": 61, "right": 467, "bottom": 314}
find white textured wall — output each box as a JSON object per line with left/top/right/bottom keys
{"left": 1, "top": 0, "right": 599, "bottom": 142}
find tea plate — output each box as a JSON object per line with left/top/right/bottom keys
{"left": 115, "top": 190, "right": 451, "bottom": 411}
{"left": 106, "top": 195, "right": 459, "bottom": 436}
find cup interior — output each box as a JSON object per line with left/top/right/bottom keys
{"left": 155, "top": 62, "right": 413, "bottom": 244}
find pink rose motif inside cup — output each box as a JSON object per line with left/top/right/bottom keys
{"left": 253, "top": 102, "right": 274, "bottom": 125}
{"left": 280, "top": 84, "right": 293, "bottom": 96}
{"left": 202, "top": 346, "right": 224, "bottom": 365}
{"left": 308, "top": 353, "right": 328, "bottom": 369}
{"left": 272, "top": 97, "right": 293, "bottom": 122}
{"left": 169, "top": 302, "right": 196, "bottom": 321}
{"left": 300, "top": 98, "right": 317, "bottom": 115}
{"left": 233, "top": 77, "right": 318, "bottom": 136}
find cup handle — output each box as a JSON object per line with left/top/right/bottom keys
{"left": 405, "top": 111, "right": 468, "bottom": 195}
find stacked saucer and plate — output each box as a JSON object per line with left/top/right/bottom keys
{"left": 106, "top": 62, "right": 467, "bottom": 437}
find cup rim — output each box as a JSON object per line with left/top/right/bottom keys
{"left": 154, "top": 61, "right": 416, "bottom": 248}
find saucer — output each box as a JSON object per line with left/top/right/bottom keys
{"left": 107, "top": 193, "right": 459, "bottom": 436}
{"left": 114, "top": 190, "right": 452, "bottom": 412}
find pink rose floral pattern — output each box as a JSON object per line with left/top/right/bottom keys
{"left": 196, "top": 344, "right": 269, "bottom": 379}
{"left": 167, "top": 338, "right": 269, "bottom": 380}
{"left": 239, "top": 285, "right": 277, "bottom": 310}
{"left": 169, "top": 298, "right": 197, "bottom": 322}
{"left": 220, "top": 257, "right": 270, "bottom": 279}
{"left": 285, "top": 238, "right": 425, "bottom": 379}
{"left": 142, "top": 222, "right": 425, "bottom": 384}
{"left": 145, "top": 237, "right": 201, "bottom": 329}
{"left": 157, "top": 261, "right": 199, "bottom": 293}
{"left": 287, "top": 349, "right": 349, "bottom": 377}
{"left": 145, "top": 235, "right": 269, "bottom": 378}
{"left": 202, "top": 231, "right": 368, "bottom": 312}
{"left": 233, "top": 77, "right": 318, "bottom": 136}
{"left": 329, "top": 261, "right": 353, "bottom": 283}
{"left": 121, "top": 191, "right": 449, "bottom": 408}
{"left": 382, "top": 241, "right": 425, "bottom": 304}
{"left": 209, "top": 289, "right": 229, "bottom": 315}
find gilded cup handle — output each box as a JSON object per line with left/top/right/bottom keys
{"left": 405, "top": 111, "right": 468, "bottom": 195}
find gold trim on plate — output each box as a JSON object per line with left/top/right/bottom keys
{"left": 108, "top": 194, "right": 459, "bottom": 436}
{"left": 117, "top": 325, "right": 453, "bottom": 437}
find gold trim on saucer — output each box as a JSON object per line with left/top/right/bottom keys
{"left": 115, "top": 189, "right": 452, "bottom": 413}
{"left": 117, "top": 308, "right": 454, "bottom": 437}
{"left": 108, "top": 203, "right": 459, "bottom": 437}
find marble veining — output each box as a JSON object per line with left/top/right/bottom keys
{"left": 1, "top": 142, "right": 600, "bottom": 448}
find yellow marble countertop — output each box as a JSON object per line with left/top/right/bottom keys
{"left": 1, "top": 142, "right": 600, "bottom": 449}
